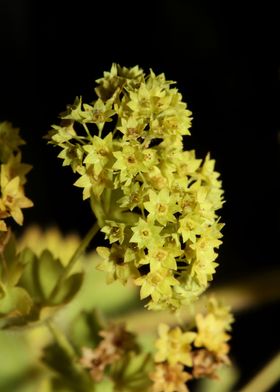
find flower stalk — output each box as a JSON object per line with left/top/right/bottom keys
{"left": 49, "top": 221, "right": 100, "bottom": 301}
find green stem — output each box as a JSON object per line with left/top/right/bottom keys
{"left": 83, "top": 123, "right": 94, "bottom": 141}
{"left": 49, "top": 222, "right": 100, "bottom": 301}
{"left": 239, "top": 352, "right": 280, "bottom": 392}
{"left": 46, "top": 321, "right": 94, "bottom": 392}
{"left": 98, "top": 124, "right": 104, "bottom": 138}
{"left": 47, "top": 320, "right": 76, "bottom": 359}
{"left": 104, "top": 188, "right": 112, "bottom": 215}
{"left": 90, "top": 196, "right": 105, "bottom": 227}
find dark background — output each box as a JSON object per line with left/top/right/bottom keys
{"left": 0, "top": 0, "right": 279, "bottom": 390}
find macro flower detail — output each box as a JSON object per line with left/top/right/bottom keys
{"left": 150, "top": 363, "right": 192, "bottom": 392}
{"left": 194, "top": 297, "right": 233, "bottom": 357}
{"left": 135, "top": 268, "right": 179, "bottom": 304}
{"left": 80, "top": 323, "right": 138, "bottom": 382}
{"left": 49, "top": 64, "right": 224, "bottom": 311}
{"left": 150, "top": 299, "right": 233, "bottom": 390}
{"left": 130, "top": 218, "right": 164, "bottom": 249}
{"left": 144, "top": 189, "right": 179, "bottom": 226}
{"left": 0, "top": 122, "right": 33, "bottom": 231}
{"left": 155, "top": 324, "right": 196, "bottom": 367}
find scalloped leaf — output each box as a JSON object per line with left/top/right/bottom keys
{"left": 52, "top": 273, "right": 84, "bottom": 306}
{"left": 42, "top": 340, "right": 91, "bottom": 392}
{"left": 37, "top": 250, "right": 64, "bottom": 300}
{"left": 0, "top": 286, "right": 33, "bottom": 318}
{"left": 0, "top": 247, "right": 84, "bottom": 329}
{"left": 0, "top": 233, "right": 25, "bottom": 287}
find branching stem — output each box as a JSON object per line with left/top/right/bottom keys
{"left": 49, "top": 222, "right": 100, "bottom": 301}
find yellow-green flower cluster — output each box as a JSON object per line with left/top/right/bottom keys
{"left": 150, "top": 297, "right": 233, "bottom": 391}
{"left": 0, "top": 122, "right": 33, "bottom": 231}
{"left": 49, "top": 64, "right": 224, "bottom": 311}
{"left": 194, "top": 297, "right": 233, "bottom": 357}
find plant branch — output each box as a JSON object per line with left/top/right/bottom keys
{"left": 47, "top": 320, "right": 76, "bottom": 359}
{"left": 49, "top": 221, "right": 100, "bottom": 301}
{"left": 239, "top": 352, "right": 280, "bottom": 392}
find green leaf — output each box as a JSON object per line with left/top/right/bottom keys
{"left": 70, "top": 309, "right": 105, "bottom": 349}
{"left": 37, "top": 250, "right": 64, "bottom": 300}
{"left": 0, "top": 233, "right": 23, "bottom": 286}
{"left": 0, "top": 286, "right": 32, "bottom": 318}
{"left": 52, "top": 273, "right": 84, "bottom": 306}
{"left": 6, "top": 248, "right": 84, "bottom": 328}
{"left": 94, "top": 379, "right": 114, "bottom": 392}
{"left": 112, "top": 352, "right": 153, "bottom": 392}
{"left": 18, "top": 248, "right": 42, "bottom": 300}
{"left": 42, "top": 341, "right": 91, "bottom": 392}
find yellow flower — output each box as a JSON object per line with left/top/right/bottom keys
{"left": 135, "top": 268, "right": 178, "bottom": 304}
{"left": 194, "top": 313, "right": 230, "bottom": 356}
{"left": 0, "top": 176, "right": 33, "bottom": 225}
{"left": 49, "top": 65, "right": 225, "bottom": 311}
{"left": 150, "top": 362, "right": 192, "bottom": 392}
{"left": 130, "top": 218, "right": 164, "bottom": 250}
{"left": 83, "top": 133, "right": 113, "bottom": 175}
{"left": 144, "top": 189, "right": 179, "bottom": 226}
{"left": 155, "top": 324, "right": 196, "bottom": 367}
{"left": 97, "top": 245, "right": 139, "bottom": 284}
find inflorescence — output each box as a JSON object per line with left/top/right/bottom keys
{"left": 49, "top": 64, "right": 224, "bottom": 311}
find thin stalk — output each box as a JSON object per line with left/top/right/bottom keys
{"left": 47, "top": 320, "right": 76, "bottom": 359}
{"left": 46, "top": 321, "right": 94, "bottom": 392}
{"left": 239, "top": 352, "right": 280, "bottom": 392}
{"left": 83, "top": 123, "right": 93, "bottom": 141}
{"left": 90, "top": 197, "right": 105, "bottom": 227}
{"left": 49, "top": 222, "right": 100, "bottom": 301}
{"left": 98, "top": 124, "right": 104, "bottom": 138}
{"left": 104, "top": 188, "right": 112, "bottom": 215}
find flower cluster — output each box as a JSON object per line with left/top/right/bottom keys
{"left": 150, "top": 297, "right": 233, "bottom": 391}
{"left": 79, "top": 321, "right": 153, "bottom": 391}
{"left": 0, "top": 121, "right": 33, "bottom": 231}
{"left": 80, "top": 322, "right": 138, "bottom": 382}
{"left": 49, "top": 64, "right": 224, "bottom": 311}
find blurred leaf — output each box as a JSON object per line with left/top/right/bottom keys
{"left": 0, "top": 286, "right": 33, "bottom": 318}
{"left": 0, "top": 329, "right": 34, "bottom": 387}
{"left": 42, "top": 339, "right": 92, "bottom": 392}
{"left": 2, "top": 232, "right": 17, "bottom": 263}
{"left": 70, "top": 309, "right": 105, "bottom": 349}
{"left": 94, "top": 379, "right": 114, "bottom": 392}
{"left": 17, "top": 248, "right": 38, "bottom": 298}
{"left": 0, "top": 246, "right": 84, "bottom": 329}
{"left": 53, "top": 272, "right": 84, "bottom": 305}
{"left": 112, "top": 352, "right": 153, "bottom": 392}
{"left": 0, "top": 233, "right": 25, "bottom": 287}
{"left": 37, "top": 250, "right": 64, "bottom": 299}
{"left": 54, "top": 257, "right": 138, "bottom": 331}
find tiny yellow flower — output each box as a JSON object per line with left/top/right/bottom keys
{"left": 135, "top": 268, "right": 178, "bottom": 304}
{"left": 194, "top": 313, "right": 230, "bottom": 356}
{"left": 150, "top": 362, "right": 191, "bottom": 392}
{"left": 155, "top": 324, "right": 196, "bottom": 367}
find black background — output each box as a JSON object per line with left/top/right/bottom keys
{"left": 0, "top": 0, "right": 279, "bottom": 390}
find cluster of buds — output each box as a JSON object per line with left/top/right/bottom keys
{"left": 49, "top": 64, "right": 224, "bottom": 311}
